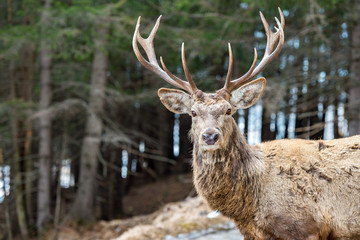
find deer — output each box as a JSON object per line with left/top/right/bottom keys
{"left": 132, "top": 8, "right": 360, "bottom": 240}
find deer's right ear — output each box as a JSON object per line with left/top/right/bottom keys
{"left": 158, "top": 88, "right": 192, "bottom": 114}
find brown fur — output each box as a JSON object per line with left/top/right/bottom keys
{"left": 181, "top": 92, "right": 360, "bottom": 240}
{"left": 193, "top": 124, "right": 360, "bottom": 238}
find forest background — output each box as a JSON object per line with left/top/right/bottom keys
{"left": 0, "top": 0, "right": 359, "bottom": 239}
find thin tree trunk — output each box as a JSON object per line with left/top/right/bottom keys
{"left": 37, "top": 0, "right": 52, "bottom": 232}
{"left": 154, "top": 106, "right": 168, "bottom": 177}
{"left": 348, "top": 2, "right": 360, "bottom": 136}
{"left": 20, "top": 42, "right": 37, "bottom": 229}
{"left": 10, "top": 64, "right": 29, "bottom": 238}
{"left": 261, "top": 109, "right": 275, "bottom": 141}
{"left": 10, "top": 18, "right": 37, "bottom": 236}
{"left": 1, "top": 150, "right": 13, "bottom": 240}
{"left": 71, "top": 19, "right": 110, "bottom": 220}
{"left": 7, "top": 0, "right": 12, "bottom": 23}
{"left": 53, "top": 119, "right": 68, "bottom": 239}
{"left": 4, "top": 192, "right": 13, "bottom": 240}
{"left": 106, "top": 148, "right": 117, "bottom": 220}
{"left": 178, "top": 114, "right": 191, "bottom": 173}
{"left": 24, "top": 119, "right": 34, "bottom": 226}
{"left": 12, "top": 118, "right": 29, "bottom": 239}
{"left": 244, "top": 109, "right": 249, "bottom": 139}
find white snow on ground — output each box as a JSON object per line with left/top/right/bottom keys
{"left": 164, "top": 222, "right": 244, "bottom": 240}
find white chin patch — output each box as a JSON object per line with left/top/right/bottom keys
{"left": 200, "top": 145, "right": 220, "bottom": 151}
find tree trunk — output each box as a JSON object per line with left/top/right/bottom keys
{"left": 12, "top": 118, "right": 29, "bottom": 239}
{"left": 53, "top": 118, "right": 69, "bottom": 239}
{"left": 177, "top": 114, "right": 192, "bottom": 173}
{"left": 1, "top": 150, "right": 13, "bottom": 240}
{"left": 244, "top": 109, "right": 249, "bottom": 139}
{"left": 20, "top": 42, "right": 37, "bottom": 229}
{"left": 154, "top": 106, "right": 169, "bottom": 177}
{"left": 9, "top": 57, "right": 29, "bottom": 239}
{"left": 261, "top": 109, "right": 275, "bottom": 141}
{"left": 37, "top": 0, "right": 52, "bottom": 232}
{"left": 71, "top": 19, "right": 110, "bottom": 221}
{"left": 20, "top": 0, "right": 37, "bottom": 228}
{"left": 348, "top": 2, "right": 360, "bottom": 136}
{"left": 7, "top": 0, "right": 12, "bottom": 22}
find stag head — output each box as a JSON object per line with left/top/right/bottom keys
{"left": 133, "top": 9, "right": 285, "bottom": 152}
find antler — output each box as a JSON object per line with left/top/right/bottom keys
{"left": 132, "top": 16, "right": 198, "bottom": 94}
{"left": 222, "top": 7, "right": 285, "bottom": 94}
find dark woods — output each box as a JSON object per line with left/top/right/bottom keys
{"left": 0, "top": 0, "right": 359, "bottom": 238}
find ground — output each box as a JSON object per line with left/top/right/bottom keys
{"left": 48, "top": 174, "right": 243, "bottom": 240}
{"left": 123, "top": 173, "right": 195, "bottom": 216}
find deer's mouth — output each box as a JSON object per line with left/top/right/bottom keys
{"left": 200, "top": 144, "right": 220, "bottom": 151}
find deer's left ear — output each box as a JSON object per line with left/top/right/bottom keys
{"left": 230, "top": 77, "right": 266, "bottom": 109}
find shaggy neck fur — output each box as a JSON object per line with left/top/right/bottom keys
{"left": 192, "top": 118, "right": 264, "bottom": 228}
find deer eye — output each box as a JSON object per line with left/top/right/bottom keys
{"left": 226, "top": 109, "right": 232, "bottom": 115}
{"left": 191, "top": 111, "right": 197, "bottom": 117}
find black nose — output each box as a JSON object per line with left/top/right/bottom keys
{"left": 202, "top": 132, "right": 219, "bottom": 145}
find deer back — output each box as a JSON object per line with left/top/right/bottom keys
{"left": 257, "top": 135, "right": 360, "bottom": 238}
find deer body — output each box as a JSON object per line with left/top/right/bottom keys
{"left": 192, "top": 111, "right": 360, "bottom": 239}
{"left": 132, "top": 8, "right": 360, "bottom": 239}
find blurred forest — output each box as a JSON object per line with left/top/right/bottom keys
{"left": 0, "top": 0, "right": 359, "bottom": 239}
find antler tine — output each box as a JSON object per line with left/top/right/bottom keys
{"left": 223, "top": 43, "right": 234, "bottom": 91}
{"left": 224, "top": 43, "right": 259, "bottom": 92}
{"left": 132, "top": 16, "right": 196, "bottom": 93}
{"left": 160, "top": 56, "right": 192, "bottom": 92}
{"left": 132, "top": 16, "right": 162, "bottom": 72}
{"left": 222, "top": 8, "right": 285, "bottom": 93}
{"left": 228, "top": 47, "right": 258, "bottom": 92}
{"left": 276, "top": 7, "right": 285, "bottom": 35}
{"left": 246, "top": 10, "right": 284, "bottom": 84}
{"left": 248, "top": 10, "right": 284, "bottom": 79}
{"left": 181, "top": 43, "right": 198, "bottom": 93}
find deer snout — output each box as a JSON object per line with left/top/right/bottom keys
{"left": 202, "top": 129, "right": 220, "bottom": 145}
